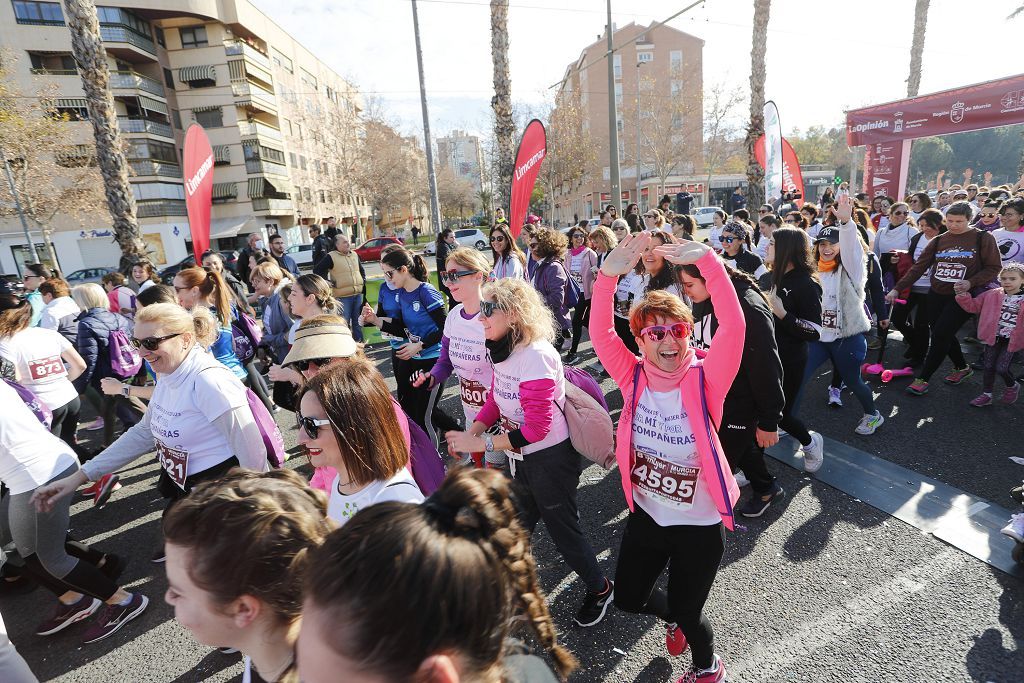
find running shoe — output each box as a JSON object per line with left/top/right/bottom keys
{"left": 151, "top": 547, "right": 166, "bottom": 564}
{"left": 81, "top": 474, "right": 121, "bottom": 500}
{"left": 93, "top": 474, "right": 121, "bottom": 508}
{"left": 855, "top": 411, "right": 884, "bottom": 435}
{"left": 739, "top": 482, "right": 784, "bottom": 518}
{"left": 827, "top": 386, "right": 843, "bottom": 408}
{"left": 218, "top": 647, "right": 240, "bottom": 655}
{"left": 677, "top": 654, "right": 726, "bottom": 683}
{"left": 970, "top": 393, "right": 994, "bottom": 407}
{"left": 574, "top": 579, "right": 614, "bottom": 627}
{"left": 1001, "top": 513, "right": 1024, "bottom": 543}
{"left": 36, "top": 595, "right": 101, "bottom": 636}
{"left": 1002, "top": 382, "right": 1021, "bottom": 405}
{"left": 801, "top": 432, "right": 824, "bottom": 473}
{"left": 564, "top": 351, "right": 579, "bottom": 364}
{"left": 733, "top": 470, "right": 749, "bottom": 488}
{"left": 906, "top": 379, "right": 929, "bottom": 395}
{"left": 944, "top": 367, "right": 974, "bottom": 384}
{"left": 82, "top": 593, "right": 149, "bottom": 644}
{"left": 80, "top": 417, "right": 105, "bottom": 431}
{"left": 665, "top": 622, "right": 688, "bottom": 656}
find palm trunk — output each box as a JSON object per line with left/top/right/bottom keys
{"left": 63, "top": 0, "right": 146, "bottom": 272}
{"left": 907, "top": 0, "right": 930, "bottom": 98}
{"left": 744, "top": 0, "right": 771, "bottom": 209}
{"left": 490, "top": 0, "right": 514, "bottom": 212}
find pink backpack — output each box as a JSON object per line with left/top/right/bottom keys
{"left": 558, "top": 366, "right": 615, "bottom": 469}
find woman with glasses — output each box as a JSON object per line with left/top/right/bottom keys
{"left": 435, "top": 228, "right": 458, "bottom": 307}
{"left": 672, "top": 214, "right": 696, "bottom": 242}
{"left": 527, "top": 227, "right": 572, "bottom": 350}
{"left": 250, "top": 262, "right": 293, "bottom": 365}
{"left": 974, "top": 199, "right": 1004, "bottom": 233}
{"left": 870, "top": 196, "right": 892, "bottom": 231}
{"left": 718, "top": 222, "right": 767, "bottom": 279}
{"left": 564, "top": 227, "right": 598, "bottom": 363}
{"left": 589, "top": 233, "right": 743, "bottom": 683}
{"left": 643, "top": 209, "right": 666, "bottom": 232}
{"left": 707, "top": 209, "right": 728, "bottom": 252}
{"left": 784, "top": 211, "right": 808, "bottom": 230}
{"left": 445, "top": 277, "right": 613, "bottom": 630}
{"left": 872, "top": 202, "right": 917, "bottom": 261}
{"left": 611, "top": 219, "right": 647, "bottom": 354}
{"left": 297, "top": 360, "right": 423, "bottom": 526}
{"left": 908, "top": 192, "right": 932, "bottom": 222}
{"left": 611, "top": 217, "right": 631, "bottom": 242}
{"left": 33, "top": 303, "right": 268, "bottom": 563}
{"left": 625, "top": 202, "right": 641, "bottom": 232}
{"left": 173, "top": 267, "right": 248, "bottom": 383}
{"left": 489, "top": 223, "right": 526, "bottom": 279}
{"left": 994, "top": 197, "right": 1024, "bottom": 266}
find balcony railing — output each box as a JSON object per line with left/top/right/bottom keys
{"left": 100, "top": 26, "right": 157, "bottom": 56}
{"left": 110, "top": 71, "right": 165, "bottom": 97}
{"left": 136, "top": 199, "right": 187, "bottom": 217}
{"left": 224, "top": 41, "right": 271, "bottom": 70}
{"left": 252, "top": 197, "right": 294, "bottom": 212}
{"left": 129, "top": 159, "right": 182, "bottom": 178}
{"left": 232, "top": 81, "right": 278, "bottom": 113}
{"left": 237, "top": 120, "right": 282, "bottom": 142}
{"left": 29, "top": 68, "right": 77, "bottom": 76}
{"left": 118, "top": 117, "right": 173, "bottom": 138}
{"left": 245, "top": 159, "right": 288, "bottom": 176}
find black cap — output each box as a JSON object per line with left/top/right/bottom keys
{"left": 814, "top": 227, "right": 840, "bottom": 244}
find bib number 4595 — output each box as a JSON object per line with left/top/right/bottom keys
{"left": 632, "top": 464, "right": 693, "bottom": 498}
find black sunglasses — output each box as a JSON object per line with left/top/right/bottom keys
{"left": 292, "top": 357, "right": 332, "bottom": 372}
{"left": 296, "top": 413, "right": 331, "bottom": 440}
{"left": 130, "top": 333, "right": 182, "bottom": 351}
{"left": 439, "top": 269, "right": 477, "bottom": 284}
{"left": 490, "top": 235, "right": 506, "bottom": 243}
{"left": 719, "top": 236, "right": 738, "bottom": 243}
{"left": 480, "top": 300, "right": 505, "bottom": 317}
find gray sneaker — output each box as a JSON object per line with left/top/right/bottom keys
{"left": 801, "top": 432, "right": 824, "bottom": 473}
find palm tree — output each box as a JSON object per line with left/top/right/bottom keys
{"left": 743, "top": 0, "right": 771, "bottom": 208}
{"left": 489, "top": 0, "right": 514, "bottom": 213}
{"left": 907, "top": 0, "right": 930, "bottom": 97}
{"left": 62, "top": 0, "right": 147, "bottom": 271}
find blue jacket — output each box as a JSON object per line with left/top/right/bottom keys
{"left": 74, "top": 308, "right": 132, "bottom": 392}
{"left": 260, "top": 291, "right": 292, "bottom": 363}
{"left": 274, "top": 254, "right": 300, "bottom": 277}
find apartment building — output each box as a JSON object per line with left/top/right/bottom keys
{"left": 550, "top": 22, "right": 704, "bottom": 226}
{"left": 0, "top": 0, "right": 370, "bottom": 276}
{"left": 437, "top": 129, "right": 485, "bottom": 194}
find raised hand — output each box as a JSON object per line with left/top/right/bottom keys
{"left": 652, "top": 239, "right": 712, "bottom": 266}
{"left": 601, "top": 232, "right": 650, "bottom": 277}
{"left": 835, "top": 193, "right": 853, "bottom": 223}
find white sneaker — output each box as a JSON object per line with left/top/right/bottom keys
{"left": 733, "top": 470, "right": 750, "bottom": 487}
{"left": 827, "top": 386, "right": 843, "bottom": 408}
{"left": 1001, "top": 513, "right": 1024, "bottom": 543}
{"left": 801, "top": 431, "right": 824, "bottom": 473}
{"left": 855, "top": 411, "right": 885, "bottom": 435}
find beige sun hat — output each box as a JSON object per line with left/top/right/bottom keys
{"left": 282, "top": 321, "right": 357, "bottom": 366}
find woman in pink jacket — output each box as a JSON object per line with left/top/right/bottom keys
{"left": 589, "top": 233, "right": 744, "bottom": 683}
{"left": 564, "top": 225, "right": 598, "bottom": 363}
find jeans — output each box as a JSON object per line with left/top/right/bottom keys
{"left": 920, "top": 292, "right": 972, "bottom": 382}
{"left": 613, "top": 507, "right": 725, "bottom": 670}
{"left": 797, "top": 334, "right": 875, "bottom": 415}
{"left": 338, "top": 294, "right": 364, "bottom": 342}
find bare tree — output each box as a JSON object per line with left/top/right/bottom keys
{"left": 435, "top": 164, "right": 476, "bottom": 223}
{"left": 702, "top": 84, "right": 746, "bottom": 202}
{"left": 541, "top": 90, "right": 597, "bottom": 225}
{"left": 489, "top": 0, "right": 514, "bottom": 211}
{"left": 744, "top": 0, "right": 772, "bottom": 208}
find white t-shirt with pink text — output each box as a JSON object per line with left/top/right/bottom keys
{"left": 490, "top": 341, "right": 569, "bottom": 457}
{"left": 443, "top": 304, "right": 491, "bottom": 425}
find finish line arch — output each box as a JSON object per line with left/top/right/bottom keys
{"left": 846, "top": 73, "right": 1024, "bottom": 199}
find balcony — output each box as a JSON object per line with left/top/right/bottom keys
{"left": 29, "top": 68, "right": 77, "bottom": 76}
{"left": 232, "top": 81, "right": 278, "bottom": 115}
{"left": 238, "top": 120, "right": 282, "bottom": 142}
{"left": 252, "top": 197, "right": 294, "bottom": 213}
{"left": 110, "top": 71, "right": 165, "bottom": 97}
{"left": 136, "top": 199, "right": 186, "bottom": 218}
{"left": 224, "top": 41, "right": 271, "bottom": 70}
{"left": 100, "top": 26, "right": 157, "bottom": 58}
{"left": 245, "top": 159, "right": 288, "bottom": 176}
{"left": 129, "top": 159, "right": 182, "bottom": 178}
{"left": 118, "top": 117, "right": 173, "bottom": 139}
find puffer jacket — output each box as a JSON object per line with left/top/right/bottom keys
{"left": 74, "top": 307, "right": 133, "bottom": 392}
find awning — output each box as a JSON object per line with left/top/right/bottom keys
{"left": 212, "top": 182, "right": 237, "bottom": 199}
{"left": 179, "top": 65, "right": 216, "bottom": 83}
{"left": 213, "top": 145, "right": 231, "bottom": 163}
{"left": 192, "top": 105, "right": 221, "bottom": 114}
{"left": 209, "top": 215, "right": 253, "bottom": 239}
{"left": 228, "top": 59, "right": 273, "bottom": 87}
{"left": 247, "top": 177, "right": 292, "bottom": 199}
{"left": 138, "top": 95, "right": 167, "bottom": 115}
{"left": 56, "top": 98, "right": 87, "bottom": 108}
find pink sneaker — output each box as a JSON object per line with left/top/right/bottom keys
{"left": 665, "top": 622, "right": 688, "bottom": 656}
{"left": 1002, "top": 383, "right": 1021, "bottom": 405}
{"left": 677, "top": 655, "right": 726, "bottom": 683}
{"left": 970, "top": 393, "right": 994, "bottom": 407}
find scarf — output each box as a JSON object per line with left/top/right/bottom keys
{"left": 817, "top": 258, "right": 838, "bottom": 273}
{"left": 640, "top": 347, "right": 697, "bottom": 392}
{"left": 485, "top": 332, "right": 515, "bottom": 364}
{"left": 570, "top": 245, "right": 587, "bottom": 256}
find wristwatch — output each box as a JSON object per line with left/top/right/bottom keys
{"left": 121, "top": 385, "right": 131, "bottom": 398}
{"left": 483, "top": 434, "right": 495, "bottom": 453}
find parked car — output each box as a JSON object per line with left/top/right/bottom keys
{"left": 354, "top": 236, "right": 404, "bottom": 262}
{"left": 159, "top": 250, "right": 239, "bottom": 283}
{"left": 0, "top": 274, "right": 24, "bottom": 295}
{"left": 286, "top": 244, "right": 314, "bottom": 269}
{"left": 694, "top": 206, "right": 723, "bottom": 227}
{"left": 66, "top": 267, "right": 118, "bottom": 285}
{"left": 423, "top": 228, "right": 489, "bottom": 255}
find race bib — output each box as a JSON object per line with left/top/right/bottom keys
{"left": 821, "top": 309, "right": 838, "bottom": 329}
{"left": 631, "top": 448, "right": 698, "bottom": 508}
{"left": 156, "top": 441, "right": 189, "bottom": 490}
{"left": 459, "top": 377, "right": 488, "bottom": 409}
{"left": 27, "top": 355, "right": 66, "bottom": 381}
{"left": 615, "top": 294, "right": 634, "bottom": 318}
{"left": 934, "top": 261, "right": 967, "bottom": 282}
{"left": 498, "top": 415, "right": 522, "bottom": 455}
{"left": 571, "top": 271, "right": 584, "bottom": 286}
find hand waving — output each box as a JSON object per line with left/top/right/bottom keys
{"left": 835, "top": 193, "right": 853, "bottom": 224}
{"left": 601, "top": 232, "right": 650, "bottom": 277}
{"left": 652, "top": 240, "right": 712, "bottom": 266}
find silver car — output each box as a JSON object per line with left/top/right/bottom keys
{"left": 694, "top": 206, "right": 723, "bottom": 227}
{"left": 424, "top": 228, "right": 489, "bottom": 255}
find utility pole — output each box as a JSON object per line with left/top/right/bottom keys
{"left": 606, "top": 0, "right": 621, "bottom": 214}
{"left": 1, "top": 145, "right": 39, "bottom": 265}
{"left": 411, "top": 0, "right": 442, "bottom": 235}
{"left": 635, "top": 60, "right": 645, "bottom": 210}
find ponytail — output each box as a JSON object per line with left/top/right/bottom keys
{"left": 203, "top": 268, "right": 232, "bottom": 327}
{"left": 382, "top": 248, "right": 429, "bottom": 283}
{"left": 190, "top": 306, "right": 219, "bottom": 348}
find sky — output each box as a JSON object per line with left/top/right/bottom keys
{"left": 251, "top": 0, "right": 1024, "bottom": 142}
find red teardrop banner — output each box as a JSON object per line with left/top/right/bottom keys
{"left": 183, "top": 124, "right": 215, "bottom": 259}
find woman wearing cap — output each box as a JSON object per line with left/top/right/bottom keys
{"left": 33, "top": 303, "right": 268, "bottom": 563}
{"left": 251, "top": 262, "right": 293, "bottom": 365}
{"left": 589, "top": 233, "right": 743, "bottom": 683}
{"left": 445, "top": 277, "right": 613, "bottom": 630}
{"left": 267, "top": 275, "right": 340, "bottom": 393}
{"left": 718, "top": 222, "right": 767, "bottom": 279}
{"left": 526, "top": 227, "right": 572, "bottom": 350}
{"left": 490, "top": 223, "right": 526, "bottom": 280}
{"left": 564, "top": 226, "right": 598, "bottom": 363}
{"left": 173, "top": 267, "right": 248, "bottom": 382}
{"left": 798, "top": 195, "right": 884, "bottom": 444}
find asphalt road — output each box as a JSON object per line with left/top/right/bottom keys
{"left": 5, "top": 316, "right": 1023, "bottom": 682}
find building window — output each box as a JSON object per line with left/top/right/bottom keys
{"left": 295, "top": 124, "right": 302, "bottom": 140}
{"left": 171, "top": 109, "right": 182, "bottom": 129}
{"left": 638, "top": 51, "right": 652, "bottom": 63}
{"left": 54, "top": 101, "right": 89, "bottom": 121}
{"left": 318, "top": 190, "right": 325, "bottom": 203}
{"left": 162, "top": 68, "right": 174, "bottom": 88}
{"left": 613, "top": 55, "right": 621, "bottom": 80}
{"left": 272, "top": 49, "right": 293, "bottom": 74}
{"left": 299, "top": 155, "right": 307, "bottom": 171}
{"left": 155, "top": 26, "right": 165, "bottom": 47}
{"left": 194, "top": 107, "right": 223, "bottom": 128}
{"left": 283, "top": 118, "right": 292, "bottom": 136}
{"left": 670, "top": 50, "right": 683, "bottom": 71}
{"left": 289, "top": 152, "right": 297, "bottom": 167}
{"left": 13, "top": 1, "right": 64, "bottom": 25}
{"left": 129, "top": 139, "right": 176, "bottom": 163}
{"left": 300, "top": 68, "right": 317, "bottom": 91}
{"left": 670, "top": 80, "right": 682, "bottom": 97}
{"left": 179, "top": 26, "right": 208, "bottom": 49}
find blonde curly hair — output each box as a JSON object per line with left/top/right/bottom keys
{"left": 482, "top": 278, "right": 555, "bottom": 346}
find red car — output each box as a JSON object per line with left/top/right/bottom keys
{"left": 354, "top": 236, "right": 404, "bottom": 262}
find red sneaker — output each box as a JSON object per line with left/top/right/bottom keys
{"left": 665, "top": 622, "right": 688, "bottom": 656}
{"left": 93, "top": 474, "right": 121, "bottom": 508}
{"left": 677, "top": 655, "right": 726, "bottom": 683}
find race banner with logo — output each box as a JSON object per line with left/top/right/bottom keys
{"left": 861, "top": 140, "right": 910, "bottom": 200}
{"left": 754, "top": 135, "right": 805, "bottom": 207}
{"left": 509, "top": 119, "right": 546, "bottom": 239}
{"left": 763, "top": 101, "right": 784, "bottom": 202}
{"left": 183, "top": 124, "right": 215, "bottom": 259}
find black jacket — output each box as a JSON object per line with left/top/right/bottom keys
{"left": 760, "top": 269, "right": 822, "bottom": 361}
{"left": 691, "top": 278, "right": 785, "bottom": 431}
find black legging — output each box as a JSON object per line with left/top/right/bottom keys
{"left": 890, "top": 291, "right": 930, "bottom": 362}
{"left": 919, "top": 291, "right": 972, "bottom": 382}
{"left": 568, "top": 298, "right": 592, "bottom": 354}
{"left": 246, "top": 361, "right": 274, "bottom": 412}
{"left": 777, "top": 346, "right": 812, "bottom": 447}
{"left": 49, "top": 396, "right": 81, "bottom": 450}
{"left": 394, "top": 355, "right": 460, "bottom": 434}
{"left": 614, "top": 315, "right": 640, "bottom": 355}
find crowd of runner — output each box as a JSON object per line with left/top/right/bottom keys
{"left": 1, "top": 177, "right": 1023, "bottom": 682}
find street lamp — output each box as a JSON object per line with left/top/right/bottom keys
{"left": 635, "top": 59, "right": 646, "bottom": 211}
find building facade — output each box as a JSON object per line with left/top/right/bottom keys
{"left": 0, "top": 0, "right": 372, "bottom": 276}
{"left": 550, "top": 22, "right": 704, "bottom": 226}
{"left": 437, "top": 129, "right": 484, "bottom": 194}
